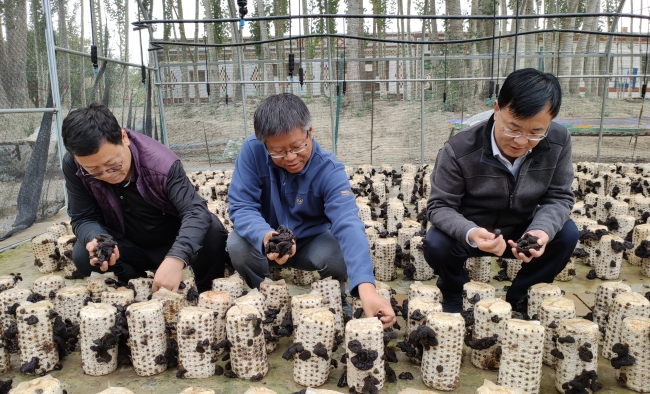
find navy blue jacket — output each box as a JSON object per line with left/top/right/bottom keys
{"left": 228, "top": 135, "right": 376, "bottom": 294}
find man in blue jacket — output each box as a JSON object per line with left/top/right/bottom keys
{"left": 227, "top": 93, "right": 395, "bottom": 328}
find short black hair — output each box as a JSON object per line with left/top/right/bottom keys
{"left": 253, "top": 93, "right": 312, "bottom": 143}
{"left": 62, "top": 102, "right": 123, "bottom": 156}
{"left": 497, "top": 68, "right": 562, "bottom": 120}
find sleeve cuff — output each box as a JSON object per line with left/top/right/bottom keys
{"left": 465, "top": 227, "right": 478, "bottom": 248}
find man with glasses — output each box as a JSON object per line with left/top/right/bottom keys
{"left": 62, "top": 102, "right": 230, "bottom": 293}
{"left": 227, "top": 93, "right": 396, "bottom": 329}
{"left": 423, "top": 68, "right": 578, "bottom": 313}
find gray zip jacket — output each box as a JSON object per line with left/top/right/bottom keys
{"left": 427, "top": 115, "right": 575, "bottom": 246}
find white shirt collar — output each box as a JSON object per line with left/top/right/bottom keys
{"left": 490, "top": 121, "right": 532, "bottom": 163}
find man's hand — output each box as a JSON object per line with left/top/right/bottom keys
{"left": 87, "top": 239, "right": 119, "bottom": 272}
{"left": 507, "top": 230, "right": 549, "bottom": 263}
{"left": 263, "top": 230, "right": 296, "bottom": 266}
{"left": 152, "top": 257, "right": 185, "bottom": 292}
{"left": 358, "top": 283, "right": 396, "bottom": 329}
{"left": 468, "top": 228, "right": 507, "bottom": 256}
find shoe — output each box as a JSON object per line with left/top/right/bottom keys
{"left": 341, "top": 297, "right": 353, "bottom": 317}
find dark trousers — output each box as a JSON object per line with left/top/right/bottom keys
{"left": 422, "top": 219, "right": 579, "bottom": 311}
{"left": 227, "top": 230, "right": 348, "bottom": 297}
{"left": 72, "top": 214, "right": 230, "bottom": 293}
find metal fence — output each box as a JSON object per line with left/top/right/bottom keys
{"left": 2, "top": 2, "right": 650, "bottom": 239}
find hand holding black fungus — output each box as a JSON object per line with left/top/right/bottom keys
{"left": 87, "top": 234, "right": 119, "bottom": 272}
{"left": 508, "top": 230, "right": 548, "bottom": 263}
{"left": 468, "top": 227, "right": 507, "bottom": 256}
{"left": 359, "top": 283, "right": 396, "bottom": 329}
{"left": 263, "top": 226, "right": 296, "bottom": 265}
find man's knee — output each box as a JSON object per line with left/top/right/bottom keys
{"left": 422, "top": 227, "right": 468, "bottom": 266}
{"left": 226, "top": 232, "right": 264, "bottom": 269}
{"left": 72, "top": 240, "right": 93, "bottom": 277}
{"left": 550, "top": 219, "right": 580, "bottom": 252}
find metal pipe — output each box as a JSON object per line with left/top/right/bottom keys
{"left": 325, "top": 1, "right": 336, "bottom": 155}
{"left": 55, "top": 46, "right": 157, "bottom": 70}
{"left": 42, "top": 0, "right": 67, "bottom": 205}
{"left": 135, "top": 0, "right": 169, "bottom": 146}
{"left": 420, "top": 24, "right": 425, "bottom": 164}
{"left": 153, "top": 73, "right": 638, "bottom": 87}
{"left": 513, "top": 0, "right": 519, "bottom": 71}
{"left": 0, "top": 108, "right": 58, "bottom": 114}
{"left": 160, "top": 51, "right": 650, "bottom": 68}
{"left": 236, "top": 45, "right": 249, "bottom": 137}
{"left": 135, "top": 12, "right": 649, "bottom": 24}
{"left": 148, "top": 28, "right": 650, "bottom": 48}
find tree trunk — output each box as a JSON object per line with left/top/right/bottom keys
{"left": 446, "top": 0, "right": 463, "bottom": 39}
{"left": 405, "top": 0, "right": 413, "bottom": 100}
{"left": 122, "top": 0, "right": 129, "bottom": 117}
{"left": 193, "top": 0, "right": 201, "bottom": 105}
{"left": 173, "top": 0, "right": 191, "bottom": 103}
{"left": 346, "top": 0, "right": 364, "bottom": 109}
{"left": 4, "top": 0, "right": 29, "bottom": 108}
{"left": 227, "top": 0, "right": 243, "bottom": 101}
{"left": 570, "top": 0, "right": 599, "bottom": 95}
{"left": 505, "top": 0, "right": 520, "bottom": 74}
{"left": 543, "top": 0, "right": 556, "bottom": 72}
{"left": 256, "top": 0, "right": 274, "bottom": 95}
{"left": 557, "top": 0, "right": 579, "bottom": 92}
{"left": 80, "top": 0, "right": 87, "bottom": 105}
{"left": 273, "top": 0, "right": 285, "bottom": 90}
{"left": 523, "top": 0, "right": 537, "bottom": 69}
{"left": 302, "top": 0, "right": 313, "bottom": 96}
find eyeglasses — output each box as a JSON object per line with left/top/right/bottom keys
{"left": 81, "top": 145, "right": 125, "bottom": 178}
{"left": 266, "top": 131, "right": 311, "bottom": 159}
{"left": 498, "top": 111, "right": 549, "bottom": 141}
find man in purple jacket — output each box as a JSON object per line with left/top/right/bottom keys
{"left": 62, "top": 102, "right": 229, "bottom": 293}
{"left": 227, "top": 93, "right": 395, "bottom": 328}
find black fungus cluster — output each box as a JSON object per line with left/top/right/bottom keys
{"left": 465, "top": 334, "right": 499, "bottom": 350}
{"left": 578, "top": 343, "right": 594, "bottom": 362}
{"left": 598, "top": 217, "right": 619, "bottom": 231}
{"left": 264, "top": 225, "right": 296, "bottom": 258}
{"left": 0, "top": 379, "right": 12, "bottom": 394}
{"left": 273, "top": 311, "right": 293, "bottom": 337}
{"left": 347, "top": 340, "right": 378, "bottom": 371}
{"left": 514, "top": 233, "right": 541, "bottom": 257}
{"left": 635, "top": 240, "right": 650, "bottom": 259}
{"left": 19, "top": 357, "right": 40, "bottom": 374}
{"left": 282, "top": 342, "right": 305, "bottom": 361}
{"left": 53, "top": 315, "right": 80, "bottom": 358}
{"left": 611, "top": 239, "right": 634, "bottom": 253}
{"left": 94, "top": 234, "right": 117, "bottom": 264}
{"left": 562, "top": 369, "right": 602, "bottom": 394}
{"left": 611, "top": 343, "right": 636, "bottom": 369}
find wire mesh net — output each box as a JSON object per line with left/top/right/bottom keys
{"left": 3, "top": 3, "right": 650, "bottom": 240}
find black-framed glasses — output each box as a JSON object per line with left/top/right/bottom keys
{"left": 81, "top": 145, "right": 125, "bottom": 178}
{"left": 498, "top": 111, "right": 549, "bottom": 141}
{"left": 266, "top": 131, "right": 311, "bottom": 159}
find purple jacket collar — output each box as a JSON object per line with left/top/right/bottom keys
{"left": 75, "top": 129, "right": 179, "bottom": 238}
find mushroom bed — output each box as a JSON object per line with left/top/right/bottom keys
{"left": 1, "top": 162, "right": 650, "bottom": 393}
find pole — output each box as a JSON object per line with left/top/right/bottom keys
{"left": 42, "top": 0, "right": 67, "bottom": 205}
{"left": 325, "top": 0, "right": 337, "bottom": 155}
{"left": 420, "top": 28, "right": 425, "bottom": 164}
{"left": 513, "top": 0, "right": 520, "bottom": 71}
{"left": 136, "top": 0, "right": 168, "bottom": 145}
{"left": 236, "top": 45, "right": 249, "bottom": 137}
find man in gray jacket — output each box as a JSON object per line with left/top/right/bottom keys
{"left": 423, "top": 68, "right": 578, "bottom": 313}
